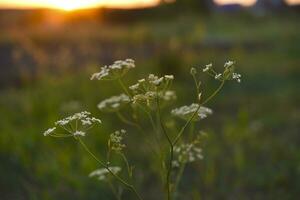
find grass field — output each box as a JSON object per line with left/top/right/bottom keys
{"left": 0, "top": 11, "right": 299, "bottom": 199}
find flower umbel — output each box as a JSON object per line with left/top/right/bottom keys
{"left": 108, "top": 129, "right": 126, "bottom": 152}
{"left": 172, "top": 136, "right": 204, "bottom": 167}
{"left": 201, "top": 61, "right": 241, "bottom": 83}
{"left": 171, "top": 103, "right": 212, "bottom": 121}
{"left": 130, "top": 73, "right": 175, "bottom": 107}
{"left": 98, "top": 94, "right": 130, "bottom": 112}
{"left": 43, "top": 111, "right": 101, "bottom": 137}
{"left": 89, "top": 166, "right": 122, "bottom": 181}
{"left": 91, "top": 59, "right": 135, "bottom": 81}
{"left": 43, "top": 127, "right": 56, "bottom": 136}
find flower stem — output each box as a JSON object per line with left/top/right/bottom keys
{"left": 156, "top": 96, "right": 173, "bottom": 200}
{"left": 78, "top": 138, "right": 143, "bottom": 200}
{"left": 172, "top": 81, "right": 225, "bottom": 146}
{"left": 107, "top": 179, "right": 121, "bottom": 200}
{"left": 118, "top": 78, "right": 131, "bottom": 98}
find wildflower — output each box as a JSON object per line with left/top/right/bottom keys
{"left": 190, "top": 67, "right": 197, "bottom": 75}
{"left": 129, "top": 83, "right": 140, "bottom": 91}
{"left": 171, "top": 103, "right": 212, "bottom": 121}
{"left": 164, "top": 75, "right": 174, "bottom": 80}
{"left": 89, "top": 117, "right": 102, "bottom": 124}
{"left": 73, "top": 131, "right": 86, "bottom": 137}
{"left": 81, "top": 119, "right": 92, "bottom": 126}
{"left": 130, "top": 73, "right": 175, "bottom": 106}
{"left": 43, "top": 111, "right": 101, "bottom": 138}
{"left": 198, "top": 93, "right": 202, "bottom": 101}
{"left": 43, "top": 127, "right": 56, "bottom": 136}
{"left": 132, "top": 94, "right": 149, "bottom": 104}
{"left": 91, "top": 59, "right": 135, "bottom": 81}
{"left": 224, "top": 60, "right": 234, "bottom": 68}
{"left": 97, "top": 94, "right": 130, "bottom": 112}
{"left": 109, "top": 129, "right": 126, "bottom": 152}
{"left": 152, "top": 77, "right": 164, "bottom": 86}
{"left": 173, "top": 137, "right": 204, "bottom": 167}
{"left": 215, "top": 73, "right": 222, "bottom": 80}
{"left": 203, "top": 63, "right": 212, "bottom": 72}
{"left": 54, "top": 111, "right": 93, "bottom": 126}
{"left": 161, "top": 90, "right": 177, "bottom": 101}
{"left": 232, "top": 72, "right": 242, "bottom": 83}
{"left": 138, "top": 78, "right": 145, "bottom": 83}
{"left": 172, "top": 160, "right": 180, "bottom": 168}
{"left": 89, "top": 166, "right": 121, "bottom": 181}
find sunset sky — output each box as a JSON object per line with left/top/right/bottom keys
{"left": 0, "top": 0, "right": 161, "bottom": 10}
{"left": 0, "top": 0, "right": 298, "bottom": 10}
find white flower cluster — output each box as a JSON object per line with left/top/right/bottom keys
{"left": 91, "top": 59, "right": 135, "bottom": 81}
{"left": 172, "top": 141, "right": 203, "bottom": 167}
{"left": 129, "top": 74, "right": 175, "bottom": 106}
{"left": 129, "top": 74, "right": 174, "bottom": 93}
{"left": 98, "top": 94, "right": 130, "bottom": 112}
{"left": 232, "top": 72, "right": 242, "bottom": 83}
{"left": 109, "top": 129, "right": 126, "bottom": 152}
{"left": 55, "top": 111, "right": 101, "bottom": 126}
{"left": 160, "top": 90, "right": 177, "bottom": 101}
{"left": 202, "top": 61, "right": 241, "bottom": 83}
{"left": 89, "top": 166, "right": 121, "bottom": 181}
{"left": 202, "top": 63, "right": 212, "bottom": 72}
{"left": 171, "top": 103, "right": 212, "bottom": 121}
{"left": 43, "top": 111, "right": 101, "bottom": 137}
{"left": 43, "top": 127, "right": 56, "bottom": 136}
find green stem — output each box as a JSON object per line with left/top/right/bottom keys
{"left": 172, "top": 81, "right": 225, "bottom": 146}
{"left": 120, "top": 153, "right": 132, "bottom": 178}
{"left": 50, "top": 134, "right": 73, "bottom": 138}
{"left": 201, "top": 80, "right": 225, "bottom": 106}
{"left": 137, "top": 104, "right": 162, "bottom": 149}
{"left": 156, "top": 96, "right": 173, "bottom": 200}
{"left": 108, "top": 179, "right": 121, "bottom": 200}
{"left": 192, "top": 74, "right": 200, "bottom": 100}
{"left": 118, "top": 78, "right": 131, "bottom": 97}
{"left": 189, "top": 123, "right": 195, "bottom": 141}
{"left": 78, "top": 138, "right": 143, "bottom": 200}
{"left": 173, "top": 163, "right": 186, "bottom": 199}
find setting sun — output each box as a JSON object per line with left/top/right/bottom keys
{"left": 213, "top": 0, "right": 257, "bottom": 6}
{"left": 0, "top": 0, "right": 161, "bottom": 10}
{"left": 46, "top": 0, "right": 100, "bottom": 11}
{"left": 0, "top": 0, "right": 299, "bottom": 10}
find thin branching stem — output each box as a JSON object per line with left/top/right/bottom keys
{"left": 118, "top": 78, "right": 164, "bottom": 180}
{"left": 108, "top": 179, "right": 121, "bottom": 200}
{"left": 173, "top": 162, "right": 186, "bottom": 198}
{"left": 172, "top": 80, "right": 225, "bottom": 146}
{"left": 156, "top": 95, "right": 173, "bottom": 200}
{"left": 77, "top": 138, "right": 143, "bottom": 200}
{"left": 119, "top": 153, "right": 132, "bottom": 178}
{"left": 118, "top": 78, "right": 132, "bottom": 98}
{"left": 171, "top": 80, "right": 225, "bottom": 198}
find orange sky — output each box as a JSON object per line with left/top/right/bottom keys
{"left": 0, "top": 0, "right": 299, "bottom": 10}
{"left": 214, "top": 0, "right": 256, "bottom": 6}
{"left": 0, "top": 0, "right": 161, "bottom": 10}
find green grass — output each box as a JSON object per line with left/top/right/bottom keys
{"left": 0, "top": 13, "right": 299, "bottom": 199}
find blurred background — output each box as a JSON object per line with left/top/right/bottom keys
{"left": 0, "top": 0, "right": 299, "bottom": 199}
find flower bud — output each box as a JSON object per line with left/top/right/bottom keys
{"left": 190, "top": 67, "right": 197, "bottom": 76}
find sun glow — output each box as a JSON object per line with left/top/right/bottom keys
{"left": 0, "top": 0, "right": 161, "bottom": 11}
{"left": 48, "top": 0, "right": 101, "bottom": 11}
{"left": 213, "top": 0, "right": 257, "bottom": 7}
